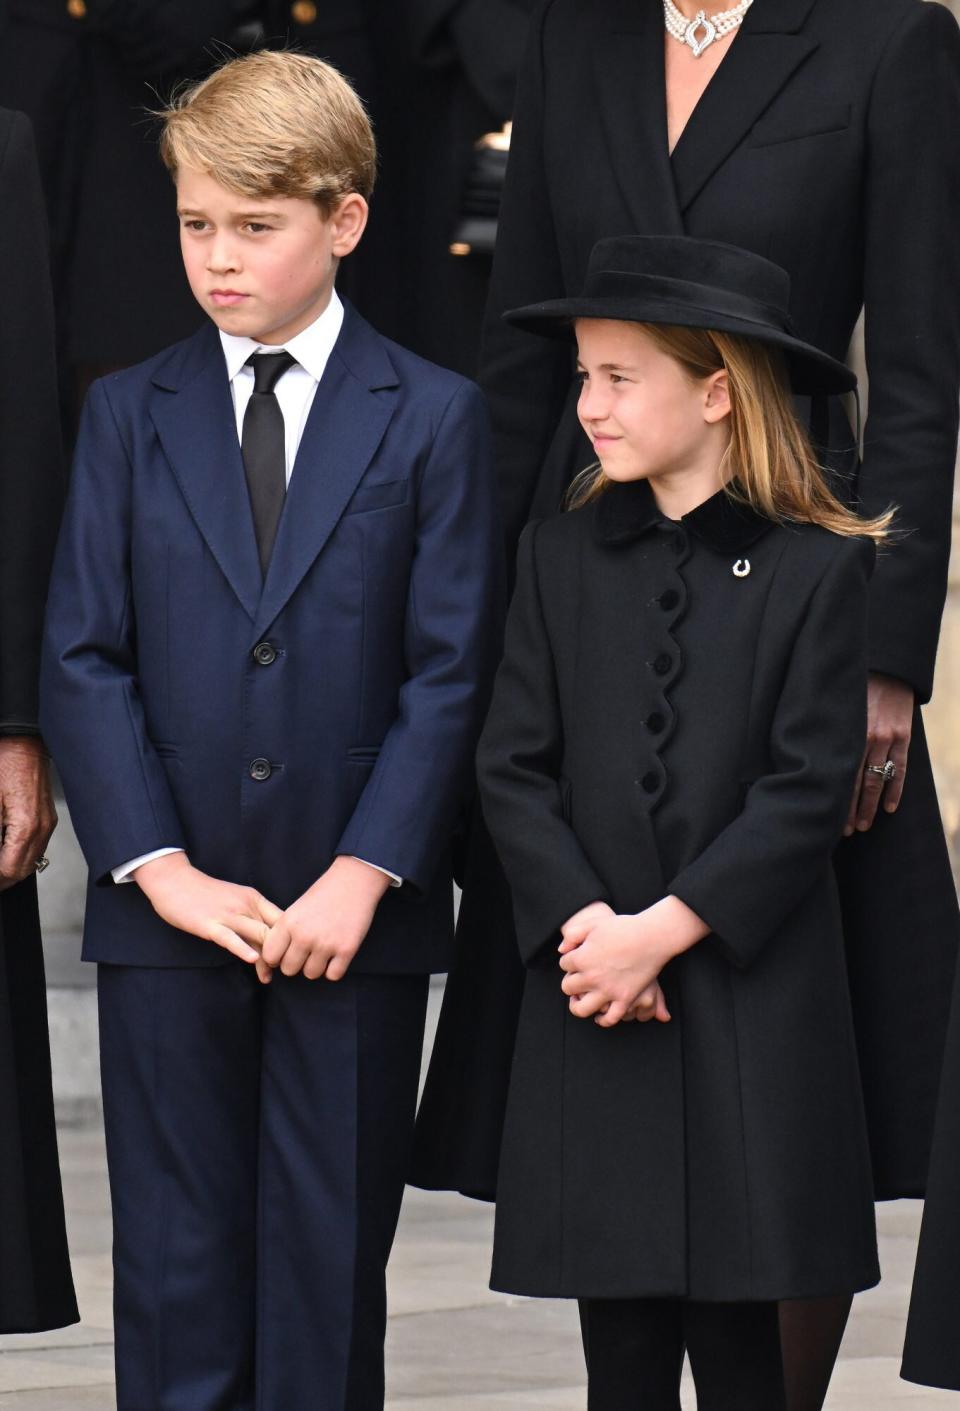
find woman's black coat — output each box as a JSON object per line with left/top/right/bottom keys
{"left": 903, "top": 943, "right": 960, "bottom": 1389}
{"left": 0, "top": 107, "right": 77, "bottom": 1333}
{"left": 477, "top": 484, "right": 879, "bottom": 1298}
{"left": 413, "top": 0, "right": 960, "bottom": 1204}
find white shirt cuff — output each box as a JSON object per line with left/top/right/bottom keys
{"left": 113, "top": 850, "right": 401, "bottom": 888}
{"left": 352, "top": 857, "right": 403, "bottom": 888}
{"left": 112, "top": 847, "right": 185, "bottom": 885}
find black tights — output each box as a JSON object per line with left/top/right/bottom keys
{"left": 779, "top": 1294, "right": 853, "bottom": 1411}
{"left": 579, "top": 1297, "right": 786, "bottom": 1411}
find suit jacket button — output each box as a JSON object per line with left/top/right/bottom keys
{"left": 250, "top": 758, "right": 272, "bottom": 781}
{"left": 653, "top": 653, "right": 673, "bottom": 676}
{"left": 646, "top": 711, "right": 666, "bottom": 734}
{"left": 253, "top": 641, "right": 277, "bottom": 666}
{"left": 658, "top": 588, "right": 680, "bottom": 611}
{"left": 291, "top": 0, "right": 317, "bottom": 22}
{"left": 641, "top": 772, "right": 660, "bottom": 794}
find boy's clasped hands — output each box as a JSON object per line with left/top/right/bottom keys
{"left": 558, "top": 895, "right": 709, "bottom": 1028}
{"left": 133, "top": 852, "right": 389, "bottom": 984}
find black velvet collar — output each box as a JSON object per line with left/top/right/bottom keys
{"left": 593, "top": 478, "right": 774, "bottom": 553}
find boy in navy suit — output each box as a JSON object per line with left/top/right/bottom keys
{"left": 40, "top": 50, "right": 502, "bottom": 1411}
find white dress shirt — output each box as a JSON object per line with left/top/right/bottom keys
{"left": 114, "top": 292, "right": 401, "bottom": 889}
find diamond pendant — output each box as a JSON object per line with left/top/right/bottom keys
{"left": 684, "top": 10, "right": 718, "bottom": 56}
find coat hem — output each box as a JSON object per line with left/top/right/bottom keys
{"left": 489, "top": 1264, "right": 881, "bottom": 1303}
{"left": 901, "top": 1366, "right": 960, "bottom": 1393}
{"left": 0, "top": 1305, "right": 80, "bottom": 1335}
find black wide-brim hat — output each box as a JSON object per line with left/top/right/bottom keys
{"left": 505, "top": 235, "right": 856, "bottom": 396}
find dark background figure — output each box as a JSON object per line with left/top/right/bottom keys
{"left": 263, "top": 0, "right": 535, "bottom": 376}
{"left": 0, "top": 0, "right": 241, "bottom": 410}
{"left": 413, "top": 3, "right": 960, "bottom": 1409}
{"left": 0, "top": 105, "right": 76, "bottom": 1334}
{"left": 0, "top": 0, "right": 534, "bottom": 406}
{"left": 372, "top": 0, "right": 534, "bottom": 374}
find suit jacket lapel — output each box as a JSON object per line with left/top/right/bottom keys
{"left": 671, "top": 0, "right": 819, "bottom": 213}
{"left": 592, "top": 0, "right": 685, "bottom": 237}
{"left": 149, "top": 325, "right": 263, "bottom": 622}
{"left": 253, "top": 305, "right": 399, "bottom": 639}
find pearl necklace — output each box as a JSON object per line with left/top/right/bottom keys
{"left": 663, "top": 0, "right": 754, "bottom": 56}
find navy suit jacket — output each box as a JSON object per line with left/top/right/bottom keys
{"left": 40, "top": 302, "right": 504, "bottom": 972}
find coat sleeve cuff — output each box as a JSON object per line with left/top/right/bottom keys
{"left": 513, "top": 879, "right": 612, "bottom": 966}
{"left": 0, "top": 721, "right": 43, "bottom": 738}
{"left": 668, "top": 873, "right": 764, "bottom": 972}
{"left": 865, "top": 648, "right": 932, "bottom": 706}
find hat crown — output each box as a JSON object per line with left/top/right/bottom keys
{"left": 501, "top": 231, "right": 856, "bottom": 396}
{"left": 585, "top": 235, "right": 792, "bottom": 322}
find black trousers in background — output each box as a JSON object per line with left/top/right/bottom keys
{"left": 579, "top": 1297, "right": 786, "bottom": 1411}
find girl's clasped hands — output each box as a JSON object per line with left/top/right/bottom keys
{"left": 558, "top": 895, "right": 709, "bottom": 1028}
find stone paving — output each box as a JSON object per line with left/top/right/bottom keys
{"left": 0, "top": 984, "right": 958, "bottom": 1410}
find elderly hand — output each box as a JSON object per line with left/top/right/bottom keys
{"left": 844, "top": 672, "right": 914, "bottom": 836}
{"left": 0, "top": 736, "right": 57, "bottom": 891}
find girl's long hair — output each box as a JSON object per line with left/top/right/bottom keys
{"left": 566, "top": 324, "right": 893, "bottom": 543}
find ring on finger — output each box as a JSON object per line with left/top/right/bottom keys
{"left": 865, "top": 760, "right": 897, "bottom": 784}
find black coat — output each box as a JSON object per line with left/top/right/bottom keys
{"left": 477, "top": 483, "right": 879, "bottom": 1299}
{"left": 902, "top": 942, "right": 960, "bottom": 1389}
{"left": 413, "top": 0, "right": 960, "bottom": 1202}
{"left": 0, "top": 107, "right": 76, "bottom": 1333}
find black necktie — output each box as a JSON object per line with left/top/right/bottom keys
{"left": 241, "top": 351, "right": 297, "bottom": 574}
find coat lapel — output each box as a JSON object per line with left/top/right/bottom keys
{"left": 252, "top": 305, "right": 399, "bottom": 639}
{"left": 149, "top": 325, "right": 263, "bottom": 622}
{"left": 592, "top": 0, "right": 685, "bottom": 237}
{"left": 670, "top": 0, "right": 819, "bottom": 213}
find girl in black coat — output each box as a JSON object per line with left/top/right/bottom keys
{"left": 414, "top": 1, "right": 960, "bottom": 1401}
{"left": 476, "top": 234, "right": 889, "bottom": 1411}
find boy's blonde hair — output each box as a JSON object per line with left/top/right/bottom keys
{"left": 568, "top": 324, "right": 893, "bottom": 544}
{"left": 158, "top": 50, "right": 376, "bottom": 213}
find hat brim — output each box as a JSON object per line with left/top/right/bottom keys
{"left": 504, "top": 296, "right": 856, "bottom": 396}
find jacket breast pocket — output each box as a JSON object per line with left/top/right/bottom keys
{"left": 344, "top": 480, "right": 408, "bottom": 515}
{"left": 749, "top": 103, "right": 852, "bottom": 148}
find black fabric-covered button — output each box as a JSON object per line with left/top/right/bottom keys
{"left": 641, "top": 772, "right": 660, "bottom": 794}
{"left": 659, "top": 589, "right": 680, "bottom": 611}
{"left": 253, "top": 641, "right": 277, "bottom": 666}
{"left": 249, "top": 758, "right": 272, "bottom": 781}
{"left": 653, "top": 653, "right": 673, "bottom": 676}
{"left": 646, "top": 711, "right": 666, "bottom": 734}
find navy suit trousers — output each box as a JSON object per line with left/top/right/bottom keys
{"left": 97, "top": 963, "right": 429, "bottom": 1411}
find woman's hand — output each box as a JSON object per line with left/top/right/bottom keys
{"left": 844, "top": 672, "right": 914, "bottom": 836}
{"left": 558, "top": 895, "right": 707, "bottom": 1028}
